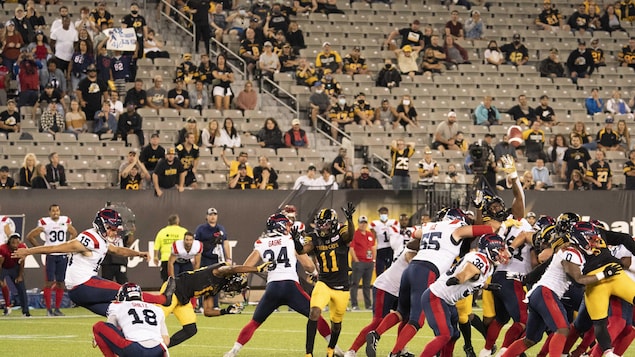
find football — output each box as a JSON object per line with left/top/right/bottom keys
{"left": 507, "top": 125, "right": 524, "bottom": 148}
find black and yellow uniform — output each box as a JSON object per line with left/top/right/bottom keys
{"left": 624, "top": 160, "right": 635, "bottom": 189}
{"left": 315, "top": 51, "right": 342, "bottom": 74}
{"left": 390, "top": 146, "right": 414, "bottom": 177}
{"left": 154, "top": 158, "right": 185, "bottom": 189}
{"left": 175, "top": 61, "right": 200, "bottom": 84}
{"left": 353, "top": 101, "right": 374, "bottom": 124}
{"left": 231, "top": 174, "right": 255, "bottom": 190}
{"left": 120, "top": 172, "right": 142, "bottom": 190}
{"left": 175, "top": 143, "right": 200, "bottom": 186}
{"left": 618, "top": 45, "right": 635, "bottom": 68}
{"left": 597, "top": 128, "right": 619, "bottom": 148}
{"left": 174, "top": 263, "right": 231, "bottom": 304}
{"left": 589, "top": 47, "right": 605, "bottom": 67}
{"left": 343, "top": 55, "right": 367, "bottom": 74}
{"left": 322, "top": 78, "right": 341, "bottom": 97}
{"left": 328, "top": 104, "right": 354, "bottom": 130}
{"left": 499, "top": 43, "right": 529, "bottom": 65}
{"left": 239, "top": 40, "right": 261, "bottom": 64}
{"left": 536, "top": 8, "right": 562, "bottom": 26}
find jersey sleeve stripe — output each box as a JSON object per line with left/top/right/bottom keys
{"left": 171, "top": 242, "right": 178, "bottom": 254}
{"left": 83, "top": 231, "right": 100, "bottom": 249}
{"left": 39, "top": 218, "right": 46, "bottom": 226}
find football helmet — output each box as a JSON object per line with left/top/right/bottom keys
{"left": 569, "top": 221, "right": 603, "bottom": 254}
{"left": 482, "top": 195, "right": 509, "bottom": 222}
{"left": 93, "top": 208, "right": 123, "bottom": 242}
{"left": 435, "top": 208, "right": 469, "bottom": 224}
{"left": 223, "top": 273, "right": 248, "bottom": 295}
{"left": 533, "top": 215, "right": 555, "bottom": 232}
{"left": 532, "top": 224, "right": 556, "bottom": 251}
{"left": 116, "top": 282, "right": 143, "bottom": 302}
{"left": 314, "top": 208, "right": 339, "bottom": 237}
{"left": 478, "top": 233, "right": 510, "bottom": 265}
{"left": 555, "top": 212, "right": 581, "bottom": 234}
{"left": 282, "top": 205, "right": 297, "bottom": 219}
{"left": 266, "top": 213, "right": 291, "bottom": 234}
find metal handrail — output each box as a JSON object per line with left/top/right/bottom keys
{"left": 210, "top": 38, "right": 247, "bottom": 77}
{"left": 261, "top": 76, "right": 299, "bottom": 114}
{"left": 315, "top": 113, "right": 352, "bottom": 146}
{"left": 370, "top": 152, "right": 392, "bottom": 181}
{"left": 159, "top": 0, "right": 195, "bottom": 50}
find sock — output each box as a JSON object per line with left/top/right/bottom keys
{"left": 420, "top": 335, "right": 451, "bottom": 357}
{"left": 306, "top": 319, "right": 318, "bottom": 354}
{"left": 548, "top": 333, "right": 567, "bottom": 357}
{"left": 484, "top": 320, "right": 504, "bottom": 350}
{"left": 1, "top": 284, "right": 9, "bottom": 307}
{"left": 502, "top": 340, "right": 529, "bottom": 357}
{"left": 537, "top": 333, "right": 553, "bottom": 357}
{"left": 459, "top": 322, "right": 473, "bottom": 348}
{"left": 55, "top": 287, "right": 64, "bottom": 309}
{"left": 230, "top": 342, "right": 243, "bottom": 353}
{"left": 141, "top": 292, "right": 166, "bottom": 305}
{"left": 167, "top": 323, "right": 197, "bottom": 347}
{"left": 397, "top": 320, "right": 407, "bottom": 334}
{"left": 562, "top": 324, "right": 581, "bottom": 354}
{"left": 614, "top": 326, "right": 635, "bottom": 355}
{"left": 572, "top": 329, "right": 596, "bottom": 356}
{"left": 318, "top": 316, "right": 331, "bottom": 337}
{"left": 43, "top": 287, "right": 52, "bottom": 310}
{"left": 391, "top": 323, "right": 417, "bottom": 354}
{"left": 502, "top": 322, "right": 525, "bottom": 348}
{"left": 376, "top": 312, "right": 401, "bottom": 335}
{"left": 350, "top": 317, "right": 382, "bottom": 351}
{"left": 590, "top": 318, "right": 627, "bottom": 357}
{"left": 236, "top": 320, "right": 261, "bottom": 345}
{"left": 471, "top": 315, "right": 487, "bottom": 338}
{"left": 441, "top": 339, "right": 456, "bottom": 357}
{"left": 328, "top": 322, "right": 341, "bottom": 349}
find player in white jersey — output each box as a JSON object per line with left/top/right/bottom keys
{"left": 370, "top": 206, "right": 400, "bottom": 276}
{"left": 168, "top": 231, "right": 202, "bottom": 278}
{"left": 421, "top": 234, "right": 509, "bottom": 357}
{"left": 13, "top": 208, "right": 173, "bottom": 316}
{"left": 366, "top": 208, "right": 510, "bottom": 357}
{"left": 390, "top": 213, "right": 414, "bottom": 262}
{"left": 93, "top": 283, "right": 169, "bottom": 357}
{"left": 26, "top": 204, "right": 77, "bottom": 316}
{"left": 225, "top": 213, "right": 337, "bottom": 357}
{"left": 0, "top": 215, "right": 15, "bottom": 245}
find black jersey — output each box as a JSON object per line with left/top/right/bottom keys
{"left": 175, "top": 143, "right": 200, "bottom": 171}
{"left": 174, "top": 263, "right": 229, "bottom": 304}
{"left": 580, "top": 229, "right": 634, "bottom": 274}
{"left": 307, "top": 225, "right": 351, "bottom": 290}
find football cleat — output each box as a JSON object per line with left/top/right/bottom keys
{"left": 464, "top": 345, "right": 476, "bottom": 357}
{"left": 478, "top": 349, "right": 492, "bottom": 357}
{"left": 54, "top": 308, "right": 65, "bottom": 316}
{"left": 326, "top": 347, "right": 335, "bottom": 357}
{"left": 333, "top": 345, "right": 345, "bottom": 357}
{"left": 399, "top": 352, "right": 415, "bottom": 357}
{"left": 343, "top": 351, "right": 357, "bottom": 357}
{"left": 162, "top": 276, "right": 177, "bottom": 306}
{"left": 494, "top": 347, "right": 507, "bottom": 357}
{"left": 223, "top": 351, "right": 238, "bottom": 357}
{"left": 47, "top": 309, "right": 54, "bottom": 316}
{"left": 365, "top": 330, "right": 380, "bottom": 357}
{"left": 3, "top": 307, "right": 11, "bottom": 316}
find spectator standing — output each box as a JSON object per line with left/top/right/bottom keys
{"left": 389, "top": 139, "right": 415, "bottom": 191}
{"left": 561, "top": 134, "right": 592, "bottom": 181}
{"left": 212, "top": 54, "right": 234, "bottom": 110}
{"left": 349, "top": 215, "right": 375, "bottom": 311}
{"left": 286, "top": 21, "right": 305, "bottom": 54}
{"left": 258, "top": 41, "right": 280, "bottom": 82}
{"left": 45, "top": 152, "right": 67, "bottom": 188}
{"left": 120, "top": 2, "right": 148, "bottom": 59}
{"left": 234, "top": 81, "right": 258, "bottom": 112}
{"left": 586, "top": 149, "right": 612, "bottom": 190}
{"left": 239, "top": 28, "right": 261, "bottom": 81}
{"left": 585, "top": 88, "right": 604, "bottom": 115}
{"left": 357, "top": 165, "right": 383, "bottom": 189}
{"left": 309, "top": 82, "right": 331, "bottom": 129}
{"left": 49, "top": 17, "right": 76, "bottom": 74}
{"left": 139, "top": 133, "right": 165, "bottom": 176}
{"left": 116, "top": 103, "right": 144, "bottom": 146}
{"left": 0, "top": 233, "right": 29, "bottom": 316}
{"left": 432, "top": 111, "right": 459, "bottom": 152}
{"left": 474, "top": 96, "right": 501, "bottom": 126}
{"left": 15, "top": 50, "right": 41, "bottom": 108}
{"left": 68, "top": 40, "right": 94, "bottom": 93}
{"left": 19, "top": 153, "right": 37, "bottom": 187}
{"left": 3, "top": 21, "right": 24, "bottom": 71}
{"left": 384, "top": 20, "right": 424, "bottom": 50}
{"left": 190, "top": 0, "right": 212, "bottom": 54}
{"left": 76, "top": 64, "right": 109, "bottom": 123}
{"left": 623, "top": 150, "right": 635, "bottom": 189}
{"left": 152, "top": 147, "right": 186, "bottom": 197}
{"left": 153, "top": 214, "right": 187, "bottom": 282}
{"left": 257, "top": 118, "right": 285, "bottom": 149}
{"left": 531, "top": 158, "right": 553, "bottom": 190}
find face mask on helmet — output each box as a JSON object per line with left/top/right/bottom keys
{"left": 266, "top": 213, "right": 291, "bottom": 235}
{"left": 223, "top": 273, "right": 248, "bottom": 296}
{"left": 478, "top": 233, "right": 510, "bottom": 265}
{"left": 555, "top": 212, "right": 581, "bottom": 234}
{"left": 483, "top": 195, "right": 508, "bottom": 222}
{"left": 315, "top": 209, "right": 338, "bottom": 237}
{"left": 116, "top": 282, "right": 142, "bottom": 302}
{"left": 93, "top": 208, "right": 123, "bottom": 243}
{"left": 569, "top": 221, "right": 603, "bottom": 254}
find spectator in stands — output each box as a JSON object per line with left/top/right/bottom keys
{"left": 293, "top": 164, "right": 318, "bottom": 189}
{"left": 566, "top": 39, "right": 594, "bottom": 84}
{"left": 474, "top": 96, "right": 501, "bottom": 126}
{"left": 95, "top": 39, "right": 111, "bottom": 83}
{"left": 27, "top": 30, "right": 52, "bottom": 67}
{"left": 588, "top": 4, "right": 601, "bottom": 30}
{"left": 330, "top": 147, "right": 348, "bottom": 179}
{"left": 522, "top": 120, "right": 548, "bottom": 162}
{"left": 597, "top": 116, "right": 621, "bottom": 151}
{"left": 202, "top": 119, "right": 221, "bottom": 150}
{"left": 587, "top": 149, "right": 612, "bottom": 190}
{"left": 239, "top": 28, "right": 261, "bottom": 81}
{"left": 389, "top": 139, "right": 415, "bottom": 191}
{"left": 50, "top": 5, "right": 68, "bottom": 34}
{"left": 68, "top": 40, "right": 94, "bottom": 92}
{"left": 226, "top": 8, "right": 250, "bottom": 37}
{"left": 19, "top": 153, "right": 37, "bottom": 187}
{"left": 39, "top": 100, "right": 65, "bottom": 135}
{"left": 353, "top": 92, "right": 376, "bottom": 126}
{"left": 500, "top": 33, "right": 529, "bottom": 66}
{"left": 218, "top": 117, "right": 241, "bottom": 149}
{"left": 74, "top": 6, "right": 97, "bottom": 39}
{"left": 175, "top": 53, "right": 197, "bottom": 85}
{"left": 264, "top": 3, "right": 289, "bottom": 35}
{"left": 617, "top": 119, "right": 631, "bottom": 152}
{"left": 315, "top": 165, "right": 338, "bottom": 189}
{"left": 25, "top": 2, "right": 45, "bottom": 33}
{"left": 395, "top": 45, "right": 422, "bottom": 81}
{"left": 177, "top": 117, "right": 202, "bottom": 146}
{"left": 600, "top": 4, "right": 625, "bottom": 33}
{"left": 585, "top": 88, "right": 604, "bottom": 115}
{"left": 175, "top": 131, "right": 200, "bottom": 189}
{"left": 465, "top": 10, "right": 484, "bottom": 39}
{"left": 212, "top": 53, "right": 234, "bottom": 110}
{"left": 384, "top": 19, "right": 424, "bottom": 50}
{"left": 253, "top": 155, "right": 278, "bottom": 190}
{"left": 119, "top": 151, "right": 150, "bottom": 190}
{"left": 229, "top": 163, "right": 254, "bottom": 190}
{"left": 374, "top": 98, "right": 398, "bottom": 127}
{"left": 0, "top": 165, "right": 16, "bottom": 189}
{"left": 539, "top": 48, "right": 565, "bottom": 78}
{"left": 420, "top": 47, "right": 443, "bottom": 78}
{"left": 606, "top": 89, "right": 632, "bottom": 116}
{"left": 30, "top": 163, "right": 51, "bottom": 189}
{"left": 316, "top": 42, "right": 342, "bottom": 74}
{"left": 77, "top": 64, "right": 108, "bottom": 123}
{"left": 536, "top": 94, "right": 559, "bottom": 126}
{"left": 93, "top": 102, "right": 116, "bottom": 139}
{"left": 568, "top": 168, "right": 589, "bottom": 190}
{"left": 562, "top": 133, "right": 592, "bottom": 181}
{"left": 116, "top": 103, "right": 144, "bottom": 146}
{"left": 279, "top": 43, "right": 299, "bottom": 73}
{"left": 210, "top": 4, "right": 228, "bottom": 46}
{"left": 143, "top": 29, "right": 170, "bottom": 60}
{"left": 531, "top": 158, "right": 552, "bottom": 190}
{"left": 328, "top": 94, "right": 354, "bottom": 139}
{"left": 3, "top": 21, "right": 24, "bottom": 72}
{"left": 454, "top": 131, "right": 469, "bottom": 152}
{"left": 549, "top": 134, "right": 568, "bottom": 174}
{"left": 107, "top": 90, "right": 124, "bottom": 118}
{"left": 432, "top": 111, "right": 459, "bottom": 152}
{"left": 445, "top": 10, "right": 464, "bottom": 41}
{"left": 124, "top": 79, "right": 146, "bottom": 109}
{"left": 121, "top": 2, "right": 148, "bottom": 59}
{"left": 568, "top": 3, "right": 591, "bottom": 35}
{"left": 286, "top": 21, "right": 305, "bottom": 55}
{"left": 443, "top": 36, "right": 469, "bottom": 68}
{"left": 343, "top": 46, "right": 369, "bottom": 77}
{"left": 65, "top": 99, "right": 86, "bottom": 136}
{"left": 198, "top": 54, "right": 214, "bottom": 85}
{"left": 483, "top": 40, "right": 504, "bottom": 66}
{"left": 507, "top": 94, "right": 536, "bottom": 126}
{"left": 316, "top": 0, "right": 344, "bottom": 15}
{"left": 45, "top": 152, "right": 66, "bottom": 188}
{"left": 624, "top": 149, "right": 635, "bottom": 189}
{"left": 340, "top": 171, "right": 355, "bottom": 189}
{"left": 167, "top": 78, "right": 190, "bottom": 112}
{"left": 323, "top": 70, "right": 342, "bottom": 97}
{"left": 375, "top": 59, "right": 401, "bottom": 88}
{"left": 294, "top": 0, "right": 317, "bottom": 15}
{"left": 140, "top": 133, "right": 166, "bottom": 175}
{"left": 494, "top": 134, "right": 517, "bottom": 161}
{"left": 153, "top": 147, "right": 186, "bottom": 196}
{"left": 50, "top": 17, "right": 76, "bottom": 74}
{"left": 417, "top": 147, "right": 439, "bottom": 189}
{"left": 309, "top": 81, "right": 331, "bottom": 129}
{"left": 258, "top": 41, "right": 280, "bottom": 82}
{"left": 189, "top": 0, "right": 213, "bottom": 54}
{"left": 536, "top": 0, "right": 569, "bottom": 31}
{"left": 618, "top": 37, "right": 635, "bottom": 69}
{"left": 357, "top": 165, "right": 383, "bottom": 189}
{"left": 285, "top": 118, "right": 309, "bottom": 149}
{"left": 39, "top": 59, "right": 66, "bottom": 96}
{"left": 257, "top": 118, "right": 285, "bottom": 150}
{"left": 295, "top": 58, "right": 318, "bottom": 87}
{"left": 16, "top": 50, "right": 41, "bottom": 108}
{"left": 0, "top": 99, "right": 20, "bottom": 135}
{"left": 38, "top": 82, "right": 65, "bottom": 116}
{"left": 394, "top": 95, "right": 417, "bottom": 130}
{"left": 190, "top": 81, "right": 209, "bottom": 113}
{"left": 571, "top": 121, "right": 594, "bottom": 150}
{"left": 251, "top": 0, "right": 271, "bottom": 22}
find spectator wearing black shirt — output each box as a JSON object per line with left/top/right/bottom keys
{"left": 384, "top": 20, "right": 424, "bottom": 50}
{"left": 0, "top": 99, "right": 20, "bottom": 134}
{"left": 152, "top": 147, "right": 186, "bottom": 197}
{"left": 507, "top": 94, "right": 537, "bottom": 126}
{"left": 623, "top": 150, "right": 635, "bottom": 190}
{"left": 357, "top": 165, "right": 383, "bottom": 189}
{"left": 596, "top": 116, "right": 620, "bottom": 151}
{"left": 140, "top": 133, "right": 165, "bottom": 174}
{"left": 124, "top": 79, "right": 147, "bottom": 109}
{"left": 229, "top": 163, "right": 255, "bottom": 189}
{"left": 45, "top": 152, "right": 67, "bottom": 188}
{"left": 566, "top": 39, "right": 594, "bottom": 84}
{"left": 561, "top": 133, "right": 591, "bottom": 182}
{"left": 253, "top": 155, "right": 278, "bottom": 190}
{"left": 257, "top": 118, "right": 285, "bottom": 149}
{"left": 330, "top": 147, "right": 347, "bottom": 179}
{"left": 116, "top": 103, "right": 144, "bottom": 146}
{"left": 190, "top": 0, "right": 212, "bottom": 54}
{"left": 0, "top": 166, "right": 16, "bottom": 189}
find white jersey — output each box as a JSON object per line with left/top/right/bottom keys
{"left": 171, "top": 240, "right": 203, "bottom": 264}
{"left": 106, "top": 300, "right": 167, "bottom": 348}
{"left": 527, "top": 247, "right": 584, "bottom": 299}
{"left": 430, "top": 251, "right": 494, "bottom": 305}
{"left": 497, "top": 218, "right": 534, "bottom": 274}
{"left": 65, "top": 228, "right": 109, "bottom": 289}
{"left": 38, "top": 216, "right": 73, "bottom": 256}
{"left": 292, "top": 221, "right": 306, "bottom": 233}
{"left": 374, "top": 248, "right": 415, "bottom": 297}
{"left": 412, "top": 220, "right": 468, "bottom": 273}
{"left": 254, "top": 232, "right": 299, "bottom": 283}
{"left": 611, "top": 244, "right": 635, "bottom": 281}
{"left": 0, "top": 215, "right": 15, "bottom": 245}
{"left": 371, "top": 219, "right": 400, "bottom": 250}
{"left": 390, "top": 226, "right": 414, "bottom": 261}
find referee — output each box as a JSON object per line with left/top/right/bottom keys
{"left": 154, "top": 214, "right": 188, "bottom": 282}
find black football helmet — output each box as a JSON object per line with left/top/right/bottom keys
{"left": 435, "top": 208, "right": 469, "bottom": 224}
{"left": 569, "top": 221, "right": 603, "bottom": 254}
{"left": 555, "top": 212, "right": 581, "bottom": 234}
{"left": 478, "top": 233, "right": 510, "bottom": 265}
{"left": 314, "top": 208, "right": 339, "bottom": 237}
{"left": 532, "top": 224, "right": 556, "bottom": 251}
{"left": 482, "top": 195, "right": 509, "bottom": 222}
{"left": 93, "top": 208, "right": 123, "bottom": 242}
{"left": 266, "top": 213, "right": 291, "bottom": 235}
{"left": 116, "top": 282, "right": 143, "bottom": 302}
{"left": 223, "top": 273, "right": 248, "bottom": 295}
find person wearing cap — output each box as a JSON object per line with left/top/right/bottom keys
{"left": 566, "top": 39, "right": 594, "bottom": 84}
{"left": 353, "top": 93, "right": 376, "bottom": 126}
{"left": 229, "top": 162, "right": 256, "bottom": 189}
{"left": 239, "top": 28, "right": 262, "bottom": 81}
{"left": 432, "top": 111, "right": 459, "bottom": 152}
{"left": 328, "top": 94, "right": 354, "bottom": 139}
{"left": 39, "top": 82, "right": 65, "bottom": 115}
{"left": 258, "top": 41, "right": 280, "bottom": 82}
{"left": 0, "top": 166, "right": 15, "bottom": 189}
{"left": 417, "top": 147, "right": 439, "bottom": 188}
{"left": 0, "top": 233, "right": 29, "bottom": 316}
{"left": 596, "top": 116, "right": 621, "bottom": 151}
{"left": 120, "top": 2, "right": 148, "bottom": 59}
{"left": 39, "top": 99, "right": 65, "bottom": 135}
{"left": 309, "top": 81, "right": 332, "bottom": 129}
{"left": 357, "top": 165, "right": 383, "bottom": 189}
{"left": 175, "top": 131, "right": 201, "bottom": 189}
{"left": 175, "top": 53, "right": 197, "bottom": 85}
{"left": 279, "top": 42, "right": 299, "bottom": 73}
{"left": 152, "top": 147, "right": 186, "bottom": 196}
{"left": 522, "top": 120, "right": 548, "bottom": 162}
{"left": 474, "top": 95, "right": 501, "bottom": 126}
{"left": 153, "top": 214, "right": 188, "bottom": 283}
{"left": 221, "top": 150, "right": 254, "bottom": 178}
{"left": 167, "top": 78, "right": 190, "bottom": 112}
{"left": 293, "top": 164, "right": 319, "bottom": 189}
{"left": 536, "top": 0, "right": 569, "bottom": 31}
{"left": 343, "top": 46, "right": 369, "bottom": 76}
{"left": 0, "top": 99, "right": 20, "bottom": 134}
{"left": 349, "top": 215, "right": 375, "bottom": 311}
{"left": 146, "top": 75, "right": 169, "bottom": 110}
{"left": 498, "top": 35, "right": 526, "bottom": 66}
{"left": 389, "top": 138, "right": 415, "bottom": 191}
{"left": 284, "top": 118, "right": 309, "bottom": 149}
{"left": 536, "top": 94, "right": 558, "bottom": 126}
{"left": 395, "top": 44, "right": 422, "bottom": 80}
{"left": 119, "top": 150, "right": 150, "bottom": 190}
{"left": 76, "top": 63, "right": 109, "bottom": 123}
{"left": 567, "top": 3, "right": 591, "bottom": 35}
{"left": 115, "top": 103, "right": 145, "bottom": 146}
{"left": 2, "top": 20, "right": 24, "bottom": 71}
{"left": 588, "top": 38, "right": 606, "bottom": 69}
{"left": 316, "top": 42, "right": 343, "bottom": 74}
{"left": 12, "top": 5, "right": 33, "bottom": 44}
{"left": 465, "top": 9, "right": 484, "bottom": 40}
{"left": 385, "top": 20, "right": 424, "bottom": 51}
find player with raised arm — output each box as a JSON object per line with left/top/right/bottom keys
{"left": 225, "top": 213, "right": 341, "bottom": 357}
{"left": 93, "top": 283, "right": 170, "bottom": 357}
{"left": 13, "top": 208, "right": 173, "bottom": 316}
{"left": 26, "top": 204, "right": 78, "bottom": 316}
{"left": 293, "top": 202, "right": 356, "bottom": 357}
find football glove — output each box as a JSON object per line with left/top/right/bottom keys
{"left": 291, "top": 226, "right": 304, "bottom": 254}
{"left": 446, "top": 277, "right": 460, "bottom": 286}
{"left": 604, "top": 263, "right": 623, "bottom": 278}
{"left": 306, "top": 269, "right": 319, "bottom": 283}
{"left": 484, "top": 283, "right": 502, "bottom": 291}
{"left": 501, "top": 155, "right": 518, "bottom": 179}
{"left": 256, "top": 261, "right": 272, "bottom": 273}
{"left": 473, "top": 190, "right": 484, "bottom": 210}
{"left": 220, "top": 303, "right": 244, "bottom": 315}
{"left": 342, "top": 201, "right": 356, "bottom": 221}
{"left": 502, "top": 217, "right": 522, "bottom": 230}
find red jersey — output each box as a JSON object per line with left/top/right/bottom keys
{"left": 0, "top": 242, "right": 27, "bottom": 269}
{"left": 351, "top": 229, "right": 376, "bottom": 263}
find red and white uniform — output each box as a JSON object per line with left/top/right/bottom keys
{"left": 412, "top": 220, "right": 468, "bottom": 273}
{"left": 65, "top": 228, "right": 109, "bottom": 289}
{"left": 254, "top": 232, "right": 299, "bottom": 283}
{"left": 527, "top": 247, "right": 585, "bottom": 299}
{"left": 106, "top": 300, "right": 168, "bottom": 348}
{"left": 430, "top": 251, "right": 494, "bottom": 305}
{"left": 374, "top": 248, "right": 415, "bottom": 297}
{"left": 171, "top": 239, "right": 202, "bottom": 264}
{"left": 371, "top": 219, "right": 400, "bottom": 251}
{"left": 611, "top": 244, "right": 635, "bottom": 281}
{"left": 497, "top": 218, "right": 534, "bottom": 275}
{"left": 39, "top": 216, "right": 73, "bottom": 255}
{"left": 390, "top": 226, "right": 414, "bottom": 261}
{"left": 0, "top": 215, "right": 15, "bottom": 245}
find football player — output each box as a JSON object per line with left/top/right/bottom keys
{"left": 93, "top": 283, "right": 169, "bottom": 357}
{"left": 26, "top": 204, "right": 78, "bottom": 316}
{"left": 13, "top": 208, "right": 172, "bottom": 316}
{"left": 167, "top": 231, "right": 202, "bottom": 278}
{"left": 370, "top": 206, "right": 399, "bottom": 276}
{"left": 293, "top": 202, "right": 356, "bottom": 357}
